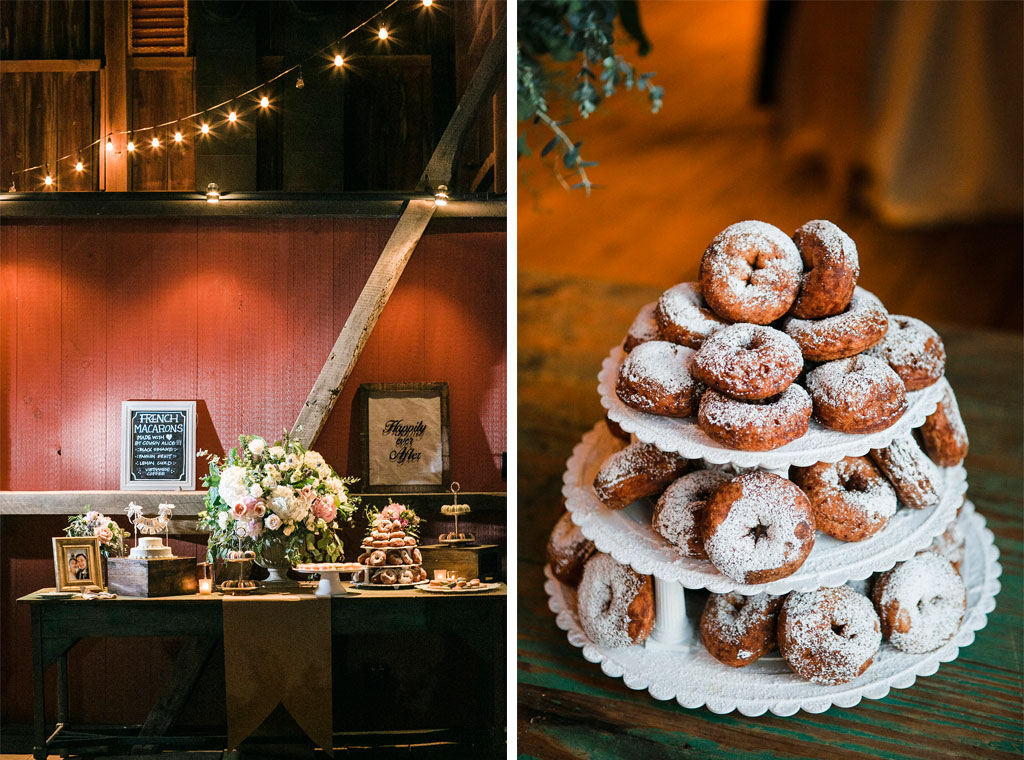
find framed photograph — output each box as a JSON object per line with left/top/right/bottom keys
{"left": 358, "top": 383, "right": 450, "bottom": 493}
{"left": 120, "top": 400, "right": 197, "bottom": 491}
{"left": 52, "top": 536, "right": 103, "bottom": 592}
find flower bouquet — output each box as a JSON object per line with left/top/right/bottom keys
{"left": 197, "top": 434, "right": 359, "bottom": 576}
{"left": 364, "top": 502, "right": 422, "bottom": 540}
{"left": 65, "top": 509, "right": 129, "bottom": 557}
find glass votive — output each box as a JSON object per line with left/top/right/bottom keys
{"left": 198, "top": 577, "right": 213, "bottom": 595}
{"left": 434, "top": 569, "right": 447, "bottom": 581}
{"left": 197, "top": 562, "right": 214, "bottom": 595}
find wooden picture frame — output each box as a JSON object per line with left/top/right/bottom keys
{"left": 358, "top": 383, "right": 450, "bottom": 493}
{"left": 53, "top": 536, "right": 103, "bottom": 592}
{"left": 120, "top": 400, "right": 197, "bottom": 491}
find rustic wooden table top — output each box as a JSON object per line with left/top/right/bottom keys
{"left": 517, "top": 272, "right": 1023, "bottom": 760}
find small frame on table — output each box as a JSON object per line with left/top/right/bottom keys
{"left": 52, "top": 536, "right": 103, "bottom": 592}
{"left": 358, "top": 382, "right": 450, "bottom": 493}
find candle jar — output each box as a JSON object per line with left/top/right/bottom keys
{"left": 434, "top": 569, "right": 448, "bottom": 581}
{"left": 197, "top": 562, "right": 214, "bottom": 595}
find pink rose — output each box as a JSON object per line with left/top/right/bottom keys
{"left": 241, "top": 495, "right": 259, "bottom": 512}
{"left": 311, "top": 497, "right": 335, "bottom": 521}
{"left": 382, "top": 504, "right": 402, "bottom": 520}
{"left": 232, "top": 502, "right": 247, "bottom": 518}
{"left": 94, "top": 525, "right": 113, "bottom": 544}
{"left": 252, "top": 502, "right": 266, "bottom": 518}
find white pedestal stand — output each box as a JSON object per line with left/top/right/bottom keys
{"left": 646, "top": 578, "right": 690, "bottom": 652}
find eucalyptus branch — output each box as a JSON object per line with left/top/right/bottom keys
{"left": 535, "top": 110, "right": 595, "bottom": 196}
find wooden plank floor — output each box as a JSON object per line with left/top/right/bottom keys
{"left": 518, "top": 1, "right": 1023, "bottom": 332}
{"left": 516, "top": 270, "right": 1023, "bottom": 758}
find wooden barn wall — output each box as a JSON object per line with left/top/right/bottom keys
{"left": 0, "top": 215, "right": 506, "bottom": 725}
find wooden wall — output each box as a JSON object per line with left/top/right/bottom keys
{"left": 0, "top": 214, "right": 506, "bottom": 726}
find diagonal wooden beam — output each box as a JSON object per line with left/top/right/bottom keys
{"left": 290, "top": 12, "right": 506, "bottom": 448}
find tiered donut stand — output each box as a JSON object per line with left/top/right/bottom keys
{"left": 545, "top": 331, "right": 1002, "bottom": 716}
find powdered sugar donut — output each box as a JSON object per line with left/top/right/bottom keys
{"left": 872, "top": 551, "right": 966, "bottom": 653}
{"left": 918, "top": 386, "right": 969, "bottom": 467}
{"left": 699, "top": 591, "right": 784, "bottom": 667}
{"left": 791, "top": 456, "right": 897, "bottom": 541}
{"left": 654, "top": 282, "right": 728, "bottom": 349}
{"left": 864, "top": 315, "right": 945, "bottom": 391}
{"left": 701, "top": 470, "right": 815, "bottom": 583}
{"left": 869, "top": 434, "right": 942, "bottom": 509}
{"left": 592, "top": 441, "right": 689, "bottom": 510}
{"left": 577, "top": 553, "right": 655, "bottom": 648}
{"left": 692, "top": 323, "right": 803, "bottom": 400}
{"left": 805, "top": 355, "right": 907, "bottom": 434}
{"left": 652, "top": 469, "right": 732, "bottom": 559}
{"left": 616, "top": 340, "right": 705, "bottom": 417}
{"left": 778, "top": 585, "right": 881, "bottom": 685}
{"left": 790, "top": 220, "right": 860, "bottom": 318}
{"left": 697, "top": 385, "right": 812, "bottom": 451}
{"left": 546, "top": 510, "right": 596, "bottom": 586}
{"left": 699, "top": 221, "right": 802, "bottom": 324}
{"left": 624, "top": 302, "right": 661, "bottom": 352}
{"left": 784, "top": 287, "right": 889, "bottom": 361}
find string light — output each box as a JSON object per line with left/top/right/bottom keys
{"left": 434, "top": 184, "right": 449, "bottom": 206}
{"left": 422, "top": 0, "right": 432, "bottom": 6}
{"left": 75, "top": 157, "right": 84, "bottom": 172}
{"left": 9, "top": 0, "right": 409, "bottom": 183}
{"left": 206, "top": 182, "right": 220, "bottom": 203}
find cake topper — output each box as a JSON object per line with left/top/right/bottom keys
{"left": 126, "top": 502, "right": 175, "bottom": 548}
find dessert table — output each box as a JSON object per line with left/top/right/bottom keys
{"left": 517, "top": 272, "right": 1022, "bottom": 759}
{"left": 19, "top": 583, "right": 506, "bottom": 760}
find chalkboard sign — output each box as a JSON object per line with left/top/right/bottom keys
{"left": 120, "top": 401, "right": 196, "bottom": 490}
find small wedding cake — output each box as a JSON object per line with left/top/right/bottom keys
{"left": 129, "top": 536, "right": 173, "bottom": 559}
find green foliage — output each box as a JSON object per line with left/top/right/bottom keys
{"left": 518, "top": 0, "right": 663, "bottom": 192}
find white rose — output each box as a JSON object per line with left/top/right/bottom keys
{"left": 303, "top": 450, "right": 325, "bottom": 469}
{"left": 247, "top": 437, "right": 266, "bottom": 456}
{"left": 265, "top": 513, "right": 282, "bottom": 531}
{"left": 268, "top": 446, "right": 286, "bottom": 459}
{"left": 261, "top": 475, "right": 276, "bottom": 490}
{"left": 248, "top": 483, "right": 263, "bottom": 498}
{"left": 217, "top": 511, "right": 231, "bottom": 529}
{"left": 218, "top": 466, "right": 248, "bottom": 506}
{"left": 317, "top": 464, "right": 332, "bottom": 479}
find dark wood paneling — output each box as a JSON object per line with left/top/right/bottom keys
{"left": 131, "top": 65, "right": 196, "bottom": 191}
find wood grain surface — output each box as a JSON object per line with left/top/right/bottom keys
{"left": 516, "top": 272, "right": 1023, "bottom": 760}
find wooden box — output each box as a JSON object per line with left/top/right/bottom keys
{"left": 418, "top": 544, "right": 502, "bottom": 582}
{"left": 107, "top": 557, "right": 198, "bottom": 597}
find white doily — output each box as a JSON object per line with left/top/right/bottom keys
{"left": 546, "top": 500, "right": 1000, "bottom": 716}
{"left": 564, "top": 422, "right": 966, "bottom": 595}
{"left": 599, "top": 341, "right": 948, "bottom": 468}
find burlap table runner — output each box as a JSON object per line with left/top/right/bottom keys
{"left": 222, "top": 594, "right": 332, "bottom": 755}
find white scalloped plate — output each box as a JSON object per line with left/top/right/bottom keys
{"left": 545, "top": 500, "right": 1000, "bottom": 716}
{"left": 564, "top": 422, "right": 966, "bottom": 595}
{"left": 599, "top": 339, "right": 947, "bottom": 468}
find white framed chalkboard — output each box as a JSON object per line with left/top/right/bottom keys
{"left": 120, "top": 401, "right": 197, "bottom": 491}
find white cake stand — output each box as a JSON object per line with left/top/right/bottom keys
{"left": 545, "top": 501, "right": 1000, "bottom": 716}
{"left": 294, "top": 563, "right": 362, "bottom": 597}
{"left": 599, "top": 338, "right": 947, "bottom": 468}
{"left": 564, "top": 421, "right": 966, "bottom": 595}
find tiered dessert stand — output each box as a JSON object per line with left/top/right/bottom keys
{"left": 546, "top": 339, "right": 1002, "bottom": 716}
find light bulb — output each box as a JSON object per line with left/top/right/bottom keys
{"left": 378, "top": 27, "right": 388, "bottom": 40}
{"left": 334, "top": 54, "right": 344, "bottom": 67}
{"left": 75, "top": 160, "right": 84, "bottom": 172}
{"left": 106, "top": 137, "right": 114, "bottom": 152}
{"left": 200, "top": 123, "right": 210, "bottom": 134}
{"left": 422, "top": 0, "right": 432, "bottom": 6}
{"left": 44, "top": 174, "right": 53, "bottom": 186}
{"left": 206, "top": 182, "right": 220, "bottom": 203}
{"left": 228, "top": 110, "right": 237, "bottom": 122}
{"left": 434, "top": 184, "right": 449, "bottom": 206}
{"left": 260, "top": 96, "right": 269, "bottom": 108}
{"left": 151, "top": 136, "right": 160, "bottom": 148}
{"left": 127, "top": 140, "right": 135, "bottom": 152}
{"left": 174, "top": 131, "right": 183, "bottom": 142}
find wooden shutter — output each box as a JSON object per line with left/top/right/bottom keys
{"left": 128, "top": 0, "right": 188, "bottom": 56}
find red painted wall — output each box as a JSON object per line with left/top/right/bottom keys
{"left": 0, "top": 215, "right": 506, "bottom": 725}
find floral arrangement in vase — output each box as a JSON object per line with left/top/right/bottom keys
{"left": 65, "top": 508, "right": 129, "bottom": 557}
{"left": 196, "top": 434, "right": 359, "bottom": 571}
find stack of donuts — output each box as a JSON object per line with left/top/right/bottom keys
{"left": 548, "top": 515, "right": 968, "bottom": 685}
{"left": 354, "top": 510, "right": 428, "bottom": 586}
{"left": 618, "top": 219, "right": 955, "bottom": 450}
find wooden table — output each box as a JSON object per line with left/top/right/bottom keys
{"left": 20, "top": 584, "right": 506, "bottom": 760}
{"left": 517, "top": 272, "right": 1022, "bottom": 759}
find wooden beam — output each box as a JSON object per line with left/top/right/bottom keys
{"left": 418, "top": 12, "right": 506, "bottom": 191}
{"left": 291, "top": 15, "right": 506, "bottom": 448}
{"left": 103, "top": 0, "right": 129, "bottom": 191}
{"left": 0, "top": 60, "right": 101, "bottom": 73}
